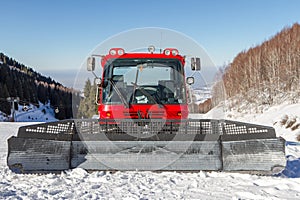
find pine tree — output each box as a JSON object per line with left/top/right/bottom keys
{"left": 0, "top": 84, "right": 11, "bottom": 114}
{"left": 77, "top": 79, "right": 97, "bottom": 118}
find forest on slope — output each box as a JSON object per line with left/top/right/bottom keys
{"left": 0, "top": 53, "right": 81, "bottom": 120}
{"left": 213, "top": 23, "right": 300, "bottom": 109}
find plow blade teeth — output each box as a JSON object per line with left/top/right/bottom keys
{"left": 7, "top": 119, "right": 286, "bottom": 173}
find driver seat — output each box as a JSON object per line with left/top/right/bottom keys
{"left": 158, "top": 80, "right": 175, "bottom": 103}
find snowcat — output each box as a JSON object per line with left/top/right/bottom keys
{"left": 7, "top": 46, "right": 286, "bottom": 174}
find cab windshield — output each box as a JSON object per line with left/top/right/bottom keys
{"left": 102, "top": 59, "right": 186, "bottom": 105}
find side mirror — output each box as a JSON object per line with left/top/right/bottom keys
{"left": 87, "top": 57, "right": 95, "bottom": 71}
{"left": 191, "top": 57, "right": 201, "bottom": 71}
{"left": 186, "top": 77, "right": 194, "bottom": 85}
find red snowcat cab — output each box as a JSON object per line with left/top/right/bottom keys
{"left": 87, "top": 47, "right": 197, "bottom": 121}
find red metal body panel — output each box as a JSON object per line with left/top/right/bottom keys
{"left": 98, "top": 104, "right": 188, "bottom": 120}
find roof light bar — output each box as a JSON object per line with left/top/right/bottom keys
{"left": 164, "top": 49, "right": 171, "bottom": 55}
{"left": 109, "top": 48, "right": 125, "bottom": 56}
{"left": 163, "top": 48, "right": 179, "bottom": 56}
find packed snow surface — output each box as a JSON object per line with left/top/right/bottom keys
{"left": 1, "top": 103, "right": 300, "bottom": 199}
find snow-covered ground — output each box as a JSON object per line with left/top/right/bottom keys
{"left": 0, "top": 103, "right": 300, "bottom": 199}
{"left": 192, "top": 87, "right": 212, "bottom": 105}
{"left": 0, "top": 102, "right": 57, "bottom": 122}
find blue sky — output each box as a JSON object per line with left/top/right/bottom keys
{"left": 1, "top": 0, "right": 300, "bottom": 87}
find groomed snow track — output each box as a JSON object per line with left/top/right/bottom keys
{"left": 7, "top": 119, "right": 286, "bottom": 174}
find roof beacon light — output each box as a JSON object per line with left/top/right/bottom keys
{"left": 109, "top": 49, "right": 117, "bottom": 55}
{"left": 117, "top": 49, "right": 124, "bottom": 55}
{"left": 172, "top": 49, "right": 179, "bottom": 56}
{"left": 163, "top": 48, "right": 179, "bottom": 56}
{"left": 164, "top": 49, "right": 171, "bottom": 55}
{"left": 148, "top": 45, "right": 155, "bottom": 53}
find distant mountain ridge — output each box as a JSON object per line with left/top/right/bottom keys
{"left": 0, "top": 52, "right": 81, "bottom": 120}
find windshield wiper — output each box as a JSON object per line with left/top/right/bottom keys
{"left": 109, "top": 79, "right": 129, "bottom": 108}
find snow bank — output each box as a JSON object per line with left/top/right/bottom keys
{"left": 222, "top": 103, "right": 300, "bottom": 142}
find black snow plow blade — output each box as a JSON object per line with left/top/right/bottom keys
{"left": 7, "top": 119, "right": 286, "bottom": 173}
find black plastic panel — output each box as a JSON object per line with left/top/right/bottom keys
{"left": 16, "top": 119, "right": 276, "bottom": 142}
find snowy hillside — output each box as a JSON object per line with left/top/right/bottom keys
{"left": 0, "top": 103, "right": 300, "bottom": 199}
{"left": 15, "top": 103, "right": 58, "bottom": 122}
{"left": 0, "top": 102, "right": 57, "bottom": 122}
{"left": 192, "top": 87, "right": 212, "bottom": 105}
